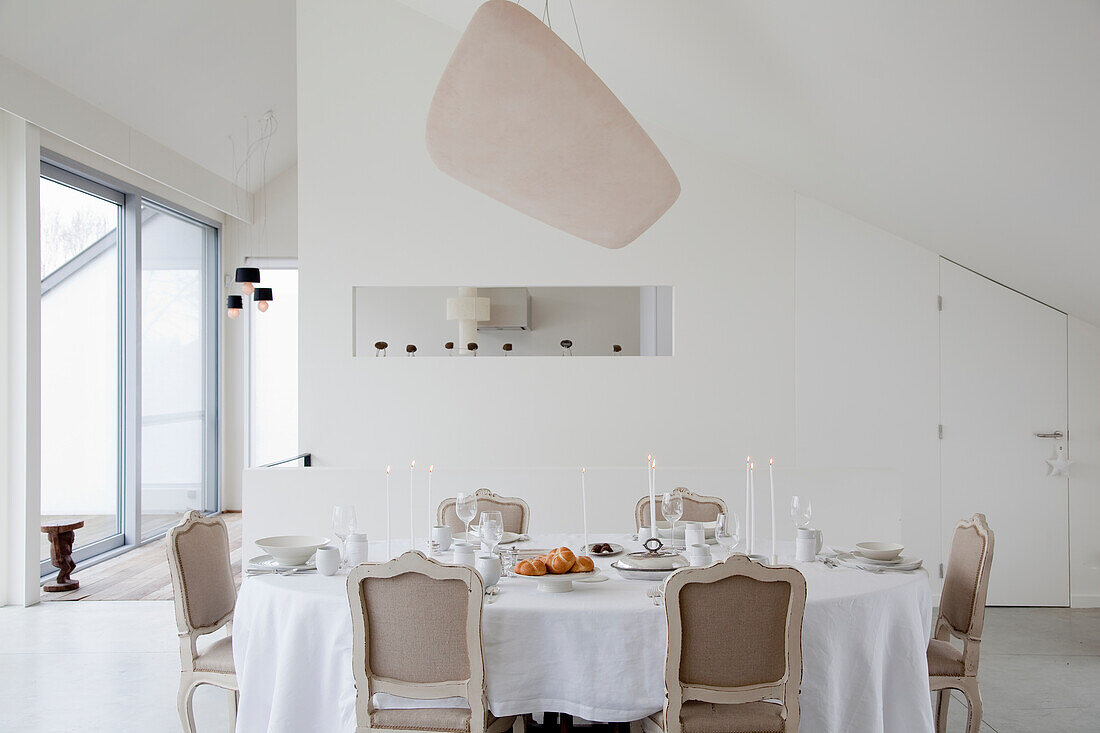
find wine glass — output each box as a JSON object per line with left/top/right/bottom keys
{"left": 455, "top": 492, "right": 478, "bottom": 541}
{"left": 480, "top": 511, "right": 504, "bottom": 556}
{"left": 790, "top": 496, "right": 812, "bottom": 529}
{"left": 661, "top": 491, "right": 684, "bottom": 543}
{"left": 332, "top": 505, "right": 357, "bottom": 565}
{"left": 715, "top": 512, "right": 741, "bottom": 558}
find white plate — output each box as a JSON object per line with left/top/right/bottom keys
{"left": 837, "top": 553, "right": 922, "bottom": 572}
{"left": 249, "top": 554, "right": 317, "bottom": 570}
{"left": 853, "top": 550, "right": 905, "bottom": 566}
{"left": 455, "top": 530, "right": 522, "bottom": 545}
{"left": 585, "top": 543, "right": 625, "bottom": 557}
{"left": 511, "top": 569, "right": 600, "bottom": 592}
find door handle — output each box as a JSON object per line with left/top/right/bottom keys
{"left": 1035, "top": 431, "right": 1065, "bottom": 439}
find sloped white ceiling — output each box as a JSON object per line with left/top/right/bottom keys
{"left": 0, "top": 0, "right": 296, "bottom": 190}
{"left": 401, "top": 0, "right": 1100, "bottom": 323}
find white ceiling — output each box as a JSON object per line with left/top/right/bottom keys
{"left": 0, "top": 0, "right": 296, "bottom": 190}
{"left": 401, "top": 0, "right": 1100, "bottom": 323}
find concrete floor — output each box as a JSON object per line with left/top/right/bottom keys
{"left": 0, "top": 602, "right": 1096, "bottom": 732}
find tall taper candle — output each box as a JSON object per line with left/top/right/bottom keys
{"left": 581, "top": 468, "right": 589, "bottom": 553}
{"left": 408, "top": 460, "right": 416, "bottom": 553}
{"left": 769, "top": 458, "right": 777, "bottom": 564}
{"left": 427, "top": 464, "right": 434, "bottom": 539}
{"left": 650, "top": 457, "right": 657, "bottom": 532}
{"left": 750, "top": 461, "right": 756, "bottom": 556}
{"left": 385, "top": 465, "right": 392, "bottom": 560}
{"left": 745, "top": 457, "right": 751, "bottom": 553}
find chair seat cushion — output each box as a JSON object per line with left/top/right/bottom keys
{"left": 648, "top": 701, "right": 786, "bottom": 733}
{"left": 370, "top": 707, "right": 511, "bottom": 733}
{"left": 927, "top": 638, "right": 966, "bottom": 676}
{"left": 194, "top": 635, "right": 234, "bottom": 674}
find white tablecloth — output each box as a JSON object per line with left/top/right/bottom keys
{"left": 233, "top": 534, "right": 933, "bottom": 733}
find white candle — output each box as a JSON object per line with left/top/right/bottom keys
{"left": 581, "top": 468, "right": 589, "bottom": 552}
{"left": 649, "top": 456, "right": 657, "bottom": 532}
{"left": 409, "top": 460, "right": 416, "bottom": 553}
{"left": 769, "top": 458, "right": 777, "bottom": 564}
{"left": 750, "top": 461, "right": 756, "bottom": 556}
{"left": 427, "top": 464, "right": 434, "bottom": 538}
{"left": 385, "top": 465, "right": 392, "bottom": 560}
{"left": 745, "top": 457, "right": 751, "bottom": 553}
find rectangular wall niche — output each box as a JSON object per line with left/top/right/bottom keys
{"left": 353, "top": 286, "right": 673, "bottom": 358}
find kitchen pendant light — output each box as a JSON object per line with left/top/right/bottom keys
{"left": 235, "top": 267, "right": 261, "bottom": 295}
{"left": 253, "top": 287, "right": 273, "bottom": 312}
{"left": 226, "top": 295, "right": 244, "bottom": 319}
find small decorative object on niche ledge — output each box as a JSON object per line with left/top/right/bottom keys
{"left": 235, "top": 266, "right": 261, "bottom": 295}
{"left": 612, "top": 344, "right": 622, "bottom": 354}
{"left": 253, "top": 287, "right": 273, "bottom": 312}
{"left": 467, "top": 342, "right": 479, "bottom": 356}
{"left": 374, "top": 341, "right": 388, "bottom": 357}
{"left": 445, "top": 341, "right": 455, "bottom": 355}
{"left": 502, "top": 343, "right": 513, "bottom": 356}
{"left": 226, "top": 295, "right": 244, "bottom": 320}
{"left": 406, "top": 344, "right": 417, "bottom": 357}
{"left": 561, "top": 339, "right": 573, "bottom": 356}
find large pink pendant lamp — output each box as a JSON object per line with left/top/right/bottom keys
{"left": 426, "top": 0, "right": 680, "bottom": 249}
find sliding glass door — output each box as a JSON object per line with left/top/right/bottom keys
{"left": 39, "top": 161, "right": 220, "bottom": 570}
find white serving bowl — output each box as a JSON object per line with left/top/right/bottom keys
{"left": 256, "top": 535, "right": 330, "bottom": 566}
{"left": 855, "top": 541, "right": 904, "bottom": 561}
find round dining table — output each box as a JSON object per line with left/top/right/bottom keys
{"left": 233, "top": 533, "right": 934, "bottom": 733}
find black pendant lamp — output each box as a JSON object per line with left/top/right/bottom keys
{"left": 226, "top": 295, "right": 244, "bottom": 320}
{"left": 253, "top": 287, "right": 273, "bottom": 312}
{"left": 235, "top": 267, "right": 261, "bottom": 295}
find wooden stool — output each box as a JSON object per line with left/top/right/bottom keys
{"left": 40, "top": 519, "right": 84, "bottom": 592}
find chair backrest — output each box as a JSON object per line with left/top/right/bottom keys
{"left": 437, "top": 488, "right": 530, "bottom": 534}
{"left": 166, "top": 511, "right": 236, "bottom": 636}
{"left": 936, "top": 513, "right": 994, "bottom": 671}
{"left": 662, "top": 555, "right": 806, "bottom": 733}
{"left": 635, "top": 487, "right": 728, "bottom": 530}
{"left": 347, "top": 551, "right": 488, "bottom": 732}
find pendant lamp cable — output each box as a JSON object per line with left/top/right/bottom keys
{"left": 568, "top": 0, "right": 586, "bottom": 64}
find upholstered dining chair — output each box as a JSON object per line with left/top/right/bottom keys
{"left": 930, "top": 513, "right": 995, "bottom": 733}
{"left": 437, "top": 488, "right": 531, "bottom": 534}
{"left": 643, "top": 555, "right": 807, "bottom": 733}
{"left": 166, "top": 511, "right": 239, "bottom": 733}
{"left": 346, "top": 551, "right": 521, "bottom": 733}
{"left": 635, "top": 487, "right": 728, "bottom": 531}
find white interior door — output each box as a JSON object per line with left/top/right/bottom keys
{"left": 940, "top": 259, "right": 1068, "bottom": 606}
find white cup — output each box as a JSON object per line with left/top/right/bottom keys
{"left": 430, "top": 526, "right": 452, "bottom": 554}
{"left": 315, "top": 545, "right": 341, "bottom": 576}
{"left": 475, "top": 554, "right": 502, "bottom": 587}
{"left": 795, "top": 528, "right": 823, "bottom": 562}
{"left": 452, "top": 543, "right": 476, "bottom": 568}
{"left": 345, "top": 531, "right": 371, "bottom": 567}
{"left": 684, "top": 522, "right": 706, "bottom": 548}
{"left": 638, "top": 526, "right": 658, "bottom": 543}
{"left": 687, "top": 543, "right": 712, "bottom": 567}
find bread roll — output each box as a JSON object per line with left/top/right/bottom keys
{"left": 546, "top": 547, "right": 576, "bottom": 574}
{"left": 515, "top": 557, "right": 547, "bottom": 576}
{"left": 571, "top": 556, "right": 595, "bottom": 573}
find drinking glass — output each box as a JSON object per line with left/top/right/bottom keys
{"left": 662, "top": 492, "right": 684, "bottom": 542}
{"left": 455, "top": 492, "right": 478, "bottom": 540}
{"left": 715, "top": 512, "right": 741, "bottom": 557}
{"left": 480, "top": 511, "right": 505, "bottom": 556}
{"left": 332, "top": 505, "right": 358, "bottom": 565}
{"left": 790, "top": 496, "right": 812, "bottom": 530}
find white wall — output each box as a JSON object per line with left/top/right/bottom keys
{"left": 296, "top": 0, "right": 795, "bottom": 472}
{"left": 1069, "top": 317, "right": 1100, "bottom": 607}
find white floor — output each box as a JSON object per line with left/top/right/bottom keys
{"left": 2, "top": 601, "right": 1098, "bottom": 732}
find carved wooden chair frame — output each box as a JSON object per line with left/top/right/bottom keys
{"left": 166, "top": 510, "right": 239, "bottom": 732}
{"left": 930, "top": 513, "right": 995, "bottom": 733}
{"left": 635, "top": 487, "right": 729, "bottom": 531}
{"left": 437, "top": 488, "right": 531, "bottom": 534}
{"left": 346, "top": 550, "right": 518, "bottom": 733}
{"left": 645, "top": 554, "right": 806, "bottom": 733}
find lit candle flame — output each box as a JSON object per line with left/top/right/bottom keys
{"left": 746, "top": 456, "right": 751, "bottom": 463}
{"left": 410, "top": 460, "right": 415, "bottom": 468}
{"left": 581, "top": 467, "right": 585, "bottom": 474}
{"left": 750, "top": 461, "right": 754, "bottom": 469}
{"left": 386, "top": 465, "right": 391, "bottom": 474}
{"left": 770, "top": 457, "right": 774, "bottom": 466}
{"left": 429, "top": 464, "right": 434, "bottom": 473}
{"left": 651, "top": 458, "right": 656, "bottom": 469}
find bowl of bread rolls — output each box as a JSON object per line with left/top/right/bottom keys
{"left": 513, "top": 546, "right": 598, "bottom": 593}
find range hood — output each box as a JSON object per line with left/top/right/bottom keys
{"left": 477, "top": 288, "right": 530, "bottom": 331}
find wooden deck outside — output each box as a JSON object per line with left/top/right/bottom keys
{"left": 41, "top": 512, "right": 242, "bottom": 602}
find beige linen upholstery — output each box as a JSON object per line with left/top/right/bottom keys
{"left": 929, "top": 514, "right": 995, "bottom": 733}
{"left": 635, "top": 488, "right": 728, "bottom": 531}
{"left": 437, "top": 489, "right": 530, "bottom": 534}
{"left": 166, "top": 511, "right": 238, "bottom": 732}
{"left": 346, "top": 551, "right": 521, "bottom": 733}
{"left": 643, "top": 555, "right": 806, "bottom": 733}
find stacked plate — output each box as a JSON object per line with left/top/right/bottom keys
{"left": 835, "top": 542, "right": 922, "bottom": 572}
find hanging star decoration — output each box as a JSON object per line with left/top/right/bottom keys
{"left": 1046, "top": 446, "right": 1073, "bottom": 477}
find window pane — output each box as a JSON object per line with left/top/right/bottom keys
{"left": 250, "top": 269, "right": 298, "bottom": 466}
{"left": 40, "top": 182, "right": 121, "bottom": 561}
{"left": 141, "top": 205, "right": 210, "bottom": 539}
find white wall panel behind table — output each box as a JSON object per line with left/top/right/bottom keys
{"left": 794, "top": 196, "right": 941, "bottom": 586}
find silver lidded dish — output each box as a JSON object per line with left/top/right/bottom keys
{"left": 611, "top": 538, "right": 688, "bottom": 581}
